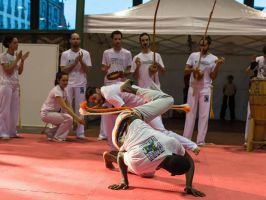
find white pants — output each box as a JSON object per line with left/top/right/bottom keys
{"left": 41, "top": 111, "right": 73, "bottom": 139}
{"left": 0, "top": 85, "right": 19, "bottom": 138}
{"left": 183, "top": 86, "right": 211, "bottom": 144}
{"left": 101, "top": 114, "right": 117, "bottom": 150}
{"left": 67, "top": 86, "right": 85, "bottom": 137}
{"left": 149, "top": 115, "right": 197, "bottom": 151}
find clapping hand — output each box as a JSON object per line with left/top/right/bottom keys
{"left": 16, "top": 50, "right": 23, "bottom": 61}
{"left": 21, "top": 51, "right": 30, "bottom": 61}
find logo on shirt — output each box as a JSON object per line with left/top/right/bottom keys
{"left": 204, "top": 95, "right": 209, "bottom": 102}
{"left": 141, "top": 136, "right": 165, "bottom": 161}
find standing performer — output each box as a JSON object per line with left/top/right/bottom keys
{"left": 60, "top": 33, "right": 92, "bottom": 139}
{"left": 103, "top": 80, "right": 205, "bottom": 197}
{"left": 183, "top": 36, "right": 223, "bottom": 146}
{"left": 0, "top": 36, "right": 29, "bottom": 139}
{"left": 86, "top": 82, "right": 199, "bottom": 154}
{"left": 244, "top": 46, "right": 266, "bottom": 143}
{"left": 40, "top": 72, "right": 85, "bottom": 142}
{"left": 131, "top": 33, "right": 166, "bottom": 89}
{"left": 99, "top": 30, "right": 132, "bottom": 142}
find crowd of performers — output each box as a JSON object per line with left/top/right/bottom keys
{"left": 1, "top": 31, "right": 266, "bottom": 197}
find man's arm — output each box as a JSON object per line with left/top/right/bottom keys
{"left": 210, "top": 57, "right": 224, "bottom": 80}
{"left": 108, "top": 152, "right": 129, "bottom": 190}
{"left": 60, "top": 52, "right": 79, "bottom": 73}
{"left": 184, "top": 152, "right": 206, "bottom": 197}
{"left": 184, "top": 64, "right": 194, "bottom": 76}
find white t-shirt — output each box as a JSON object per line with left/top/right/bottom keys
{"left": 41, "top": 85, "right": 67, "bottom": 112}
{"left": 187, "top": 52, "right": 218, "bottom": 88}
{"left": 121, "top": 119, "right": 185, "bottom": 177}
{"left": 100, "top": 82, "right": 144, "bottom": 108}
{"left": 102, "top": 48, "right": 132, "bottom": 85}
{"left": 60, "top": 49, "right": 92, "bottom": 87}
{"left": 131, "top": 51, "right": 165, "bottom": 89}
{"left": 255, "top": 56, "right": 266, "bottom": 79}
{"left": 0, "top": 52, "right": 19, "bottom": 87}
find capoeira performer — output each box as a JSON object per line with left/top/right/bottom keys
{"left": 131, "top": 32, "right": 166, "bottom": 89}
{"left": 103, "top": 80, "right": 205, "bottom": 197}
{"left": 40, "top": 72, "right": 85, "bottom": 142}
{"left": 60, "top": 33, "right": 92, "bottom": 139}
{"left": 99, "top": 30, "right": 132, "bottom": 141}
{"left": 244, "top": 46, "right": 266, "bottom": 143}
{"left": 183, "top": 36, "right": 223, "bottom": 146}
{"left": 0, "top": 36, "right": 29, "bottom": 139}
{"left": 85, "top": 81, "right": 199, "bottom": 154}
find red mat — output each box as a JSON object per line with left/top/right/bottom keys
{"left": 1, "top": 134, "right": 266, "bottom": 200}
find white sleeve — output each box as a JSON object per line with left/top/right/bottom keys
{"left": 1, "top": 54, "right": 9, "bottom": 64}
{"left": 106, "top": 95, "right": 125, "bottom": 108}
{"left": 54, "top": 88, "right": 64, "bottom": 98}
{"left": 83, "top": 51, "right": 92, "bottom": 67}
{"left": 211, "top": 55, "right": 218, "bottom": 71}
{"left": 126, "top": 51, "right": 132, "bottom": 67}
{"left": 186, "top": 53, "right": 194, "bottom": 66}
{"left": 157, "top": 53, "right": 165, "bottom": 68}
{"left": 102, "top": 51, "right": 108, "bottom": 65}
{"left": 60, "top": 52, "right": 68, "bottom": 67}
{"left": 130, "top": 56, "right": 137, "bottom": 73}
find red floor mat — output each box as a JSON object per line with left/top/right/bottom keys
{"left": 0, "top": 134, "right": 266, "bottom": 200}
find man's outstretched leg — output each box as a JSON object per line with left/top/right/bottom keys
{"left": 121, "top": 80, "right": 174, "bottom": 123}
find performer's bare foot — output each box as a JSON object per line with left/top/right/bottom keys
{"left": 120, "top": 79, "right": 137, "bottom": 94}
{"left": 103, "top": 151, "right": 115, "bottom": 169}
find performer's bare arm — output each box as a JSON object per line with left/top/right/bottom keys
{"left": 78, "top": 52, "right": 90, "bottom": 73}
{"left": 210, "top": 58, "right": 224, "bottom": 80}
{"left": 56, "top": 97, "right": 85, "bottom": 125}
{"left": 108, "top": 152, "right": 129, "bottom": 190}
{"left": 184, "top": 152, "right": 206, "bottom": 197}
{"left": 184, "top": 64, "right": 194, "bottom": 75}
{"left": 101, "top": 64, "right": 110, "bottom": 73}
{"left": 18, "top": 51, "right": 30, "bottom": 75}
{"left": 2, "top": 51, "right": 22, "bottom": 75}
{"left": 157, "top": 63, "right": 166, "bottom": 75}
{"left": 61, "top": 55, "right": 79, "bottom": 73}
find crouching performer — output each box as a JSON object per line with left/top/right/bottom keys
{"left": 104, "top": 80, "right": 205, "bottom": 197}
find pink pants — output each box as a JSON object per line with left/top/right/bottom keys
{"left": 40, "top": 111, "right": 73, "bottom": 139}
{"left": 0, "top": 85, "right": 19, "bottom": 137}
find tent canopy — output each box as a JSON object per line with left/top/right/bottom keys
{"left": 84, "top": 0, "right": 266, "bottom": 35}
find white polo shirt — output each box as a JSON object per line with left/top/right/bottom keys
{"left": 102, "top": 48, "right": 132, "bottom": 85}
{"left": 255, "top": 56, "right": 266, "bottom": 79}
{"left": 187, "top": 52, "right": 218, "bottom": 88}
{"left": 100, "top": 82, "right": 143, "bottom": 108}
{"left": 60, "top": 49, "right": 92, "bottom": 87}
{"left": 121, "top": 119, "right": 185, "bottom": 177}
{"left": 41, "top": 85, "right": 67, "bottom": 112}
{"left": 0, "top": 52, "right": 19, "bottom": 87}
{"left": 131, "top": 51, "right": 165, "bottom": 89}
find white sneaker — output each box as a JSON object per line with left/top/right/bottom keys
{"left": 77, "top": 135, "right": 87, "bottom": 140}
{"left": 53, "top": 137, "right": 66, "bottom": 142}
{"left": 1, "top": 136, "right": 10, "bottom": 140}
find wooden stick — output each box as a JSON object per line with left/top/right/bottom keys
{"left": 197, "top": 0, "right": 217, "bottom": 69}
{"left": 152, "top": 0, "right": 161, "bottom": 63}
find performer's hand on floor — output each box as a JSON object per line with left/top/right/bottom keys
{"left": 184, "top": 186, "right": 206, "bottom": 197}
{"left": 108, "top": 183, "right": 129, "bottom": 190}
{"left": 193, "top": 147, "right": 200, "bottom": 155}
